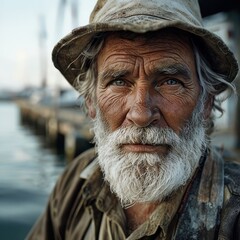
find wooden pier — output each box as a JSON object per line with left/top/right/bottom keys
{"left": 16, "top": 100, "right": 94, "bottom": 162}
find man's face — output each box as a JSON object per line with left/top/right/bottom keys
{"left": 96, "top": 31, "right": 201, "bottom": 155}
{"left": 92, "top": 31, "right": 206, "bottom": 206}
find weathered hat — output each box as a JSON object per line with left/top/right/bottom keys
{"left": 52, "top": 0, "right": 238, "bottom": 92}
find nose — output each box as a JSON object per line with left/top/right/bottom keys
{"left": 126, "top": 87, "right": 160, "bottom": 127}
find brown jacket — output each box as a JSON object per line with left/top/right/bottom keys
{"left": 27, "top": 148, "right": 240, "bottom": 240}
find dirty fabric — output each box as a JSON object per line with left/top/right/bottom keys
{"left": 27, "top": 148, "right": 240, "bottom": 240}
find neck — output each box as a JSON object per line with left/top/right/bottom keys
{"left": 124, "top": 202, "right": 159, "bottom": 234}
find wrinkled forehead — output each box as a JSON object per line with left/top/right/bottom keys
{"left": 96, "top": 29, "right": 198, "bottom": 87}
{"left": 103, "top": 28, "right": 193, "bottom": 49}
{"left": 97, "top": 29, "right": 195, "bottom": 68}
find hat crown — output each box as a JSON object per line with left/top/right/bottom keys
{"left": 90, "top": 0, "right": 203, "bottom": 27}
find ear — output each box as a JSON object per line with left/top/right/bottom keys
{"left": 86, "top": 98, "right": 96, "bottom": 119}
{"left": 203, "top": 95, "right": 214, "bottom": 120}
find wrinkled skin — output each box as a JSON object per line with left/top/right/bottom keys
{"left": 88, "top": 31, "right": 203, "bottom": 155}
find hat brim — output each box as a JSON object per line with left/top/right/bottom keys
{"left": 52, "top": 17, "right": 238, "bottom": 93}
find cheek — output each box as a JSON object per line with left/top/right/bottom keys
{"left": 97, "top": 90, "right": 128, "bottom": 130}
{"left": 159, "top": 93, "right": 199, "bottom": 131}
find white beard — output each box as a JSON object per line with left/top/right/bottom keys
{"left": 93, "top": 108, "right": 206, "bottom": 207}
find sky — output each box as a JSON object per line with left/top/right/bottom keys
{"left": 1, "top": 1, "right": 238, "bottom": 92}
{"left": 0, "top": 0, "right": 96, "bottom": 91}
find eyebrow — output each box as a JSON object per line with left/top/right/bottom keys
{"left": 98, "top": 63, "right": 192, "bottom": 82}
{"left": 151, "top": 64, "right": 192, "bottom": 80}
{"left": 98, "top": 69, "right": 130, "bottom": 82}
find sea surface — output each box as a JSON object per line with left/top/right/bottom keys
{"left": 0, "top": 101, "right": 66, "bottom": 240}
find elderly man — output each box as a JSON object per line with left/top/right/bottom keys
{"left": 28, "top": 0, "right": 240, "bottom": 239}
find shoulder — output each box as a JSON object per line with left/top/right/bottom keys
{"left": 212, "top": 147, "right": 240, "bottom": 194}
{"left": 219, "top": 155, "right": 240, "bottom": 238}
{"left": 54, "top": 147, "right": 97, "bottom": 195}
{"left": 224, "top": 160, "right": 240, "bottom": 196}
{"left": 50, "top": 148, "right": 98, "bottom": 231}
{"left": 27, "top": 148, "right": 98, "bottom": 239}
{"left": 221, "top": 148, "right": 240, "bottom": 195}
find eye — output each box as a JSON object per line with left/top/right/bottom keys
{"left": 164, "top": 79, "right": 180, "bottom": 85}
{"left": 155, "top": 78, "right": 182, "bottom": 88}
{"left": 111, "top": 79, "right": 127, "bottom": 86}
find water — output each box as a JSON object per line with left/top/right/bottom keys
{"left": 0, "top": 102, "right": 66, "bottom": 240}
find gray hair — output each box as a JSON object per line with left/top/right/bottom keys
{"left": 193, "top": 42, "right": 236, "bottom": 115}
{"left": 73, "top": 32, "right": 236, "bottom": 120}
{"left": 73, "top": 34, "right": 105, "bottom": 106}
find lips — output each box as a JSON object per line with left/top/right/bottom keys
{"left": 121, "top": 143, "right": 170, "bottom": 154}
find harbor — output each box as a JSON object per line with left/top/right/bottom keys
{"left": 0, "top": 102, "right": 66, "bottom": 240}
{"left": 16, "top": 98, "right": 93, "bottom": 162}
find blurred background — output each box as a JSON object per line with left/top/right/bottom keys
{"left": 0, "top": 0, "right": 239, "bottom": 239}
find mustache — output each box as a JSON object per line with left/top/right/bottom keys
{"left": 103, "top": 125, "right": 181, "bottom": 146}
